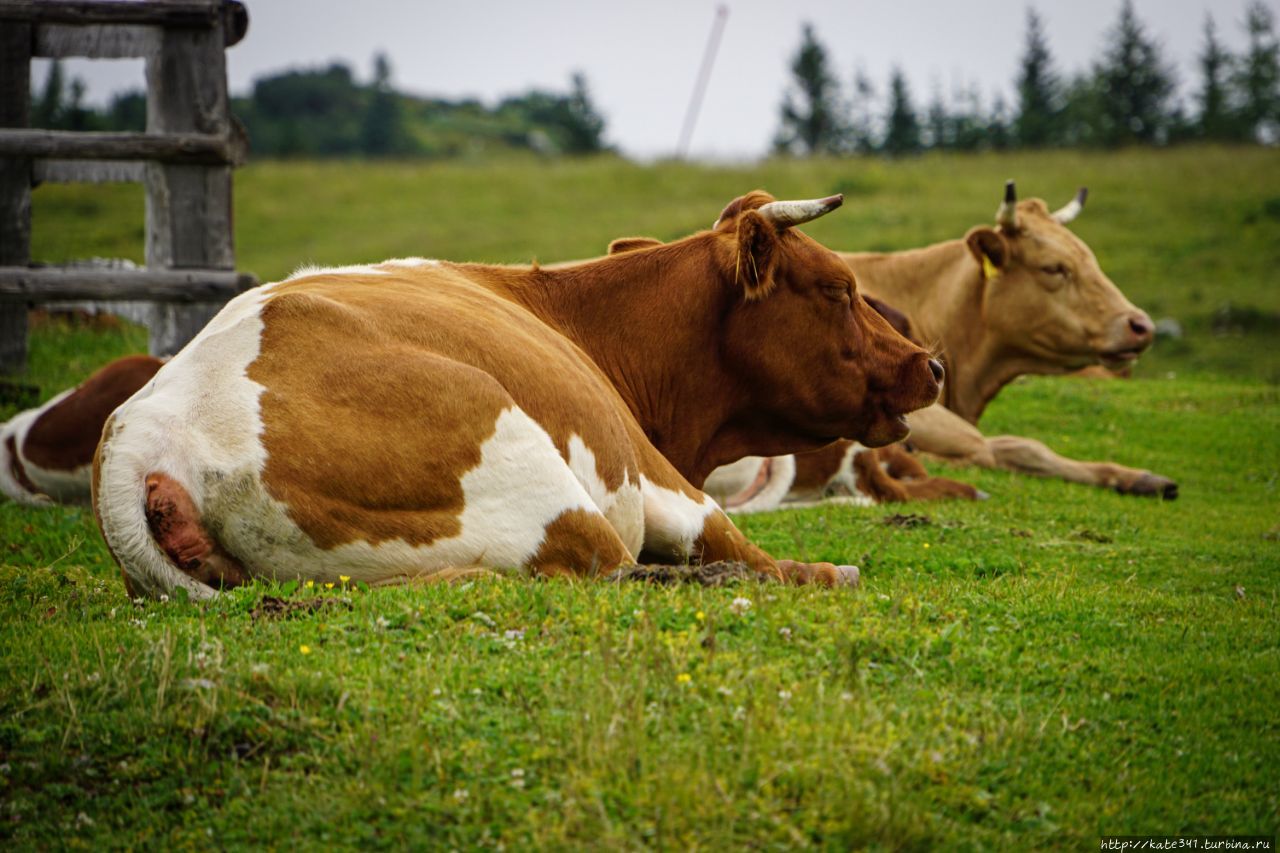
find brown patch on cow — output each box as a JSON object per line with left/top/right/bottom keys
{"left": 144, "top": 473, "right": 247, "bottom": 589}
{"left": 606, "top": 560, "right": 762, "bottom": 586}
{"left": 791, "top": 442, "right": 851, "bottom": 497}
{"left": 24, "top": 355, "right": 162, "bottom": 472}
{"left": 527, "top": 508, "right": 633, "bottom": 578}
{"left": 6, "top": 435, "right": 39, "bottom": 496}
{"left": 250, "top": 273, "right": 646, "bottom": 551}
{"left": 875, "top": 443, "right": 929, "bottom": 480}
{"left": 250, "top": 595, "right": 352, "bottom": 621}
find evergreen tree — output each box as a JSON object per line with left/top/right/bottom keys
{"left": 925, "top": 83, "right": 951, "bottom": 150}
{"left": 1197, "top": 14, "right": 1238, "bottom": 140}
{"left": 33, "top": 60, "right": 66, "bottom": 128}
{"left": 1014, "top": 8, "right": 1062, "bottom": 146}
{"left": 1093, "top": 0, "right": 1177, "bottom": 145}
{"left": 361, "top": 53, "right": 411, "bottom": 156}
{"left": 882, "top": 66, "right": 921, "bottom": 156}
{"left": 987, "top": 93, "right": 1012, "bottom": 150}
{"left": 563, "top": 72, "right": 607, "bottom": 154}
{"left": 1233, "top": 1, "right": 1280, "bottom": 142}
{"left": 847, "top": 68, "right": 878, "bottom": 153}
{"left": 949, "top": 81, "right": 987, "bottom": 151}
{"left": 774, "top": 24, "right": 847, "bottom": 155}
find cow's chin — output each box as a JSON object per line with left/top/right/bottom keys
{"left": 857, "top": 411, "right": 912, "bottom": 448}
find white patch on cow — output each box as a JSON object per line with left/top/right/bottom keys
{"left": 285, "top": 263, "right": 390, "bottom": 281}
{"left": 702, "top": 455, "right": 799, "bottom": 515}
{"left": 95, "top": 282, "right": 279, "bottom": 600}
{"left": 824, "top": 442, "right": 875, "bottom": 506}
{"left": 379, "top": 257, "right": 441, "bottom": 269}
{"left": 566, "top": 435, "right": 643, "bottom": 559}
{"left": 639, "top": 476, "right": 719, "bottom": 559}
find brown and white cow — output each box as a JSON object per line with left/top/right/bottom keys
{"left": 1, "top": 355, "right": 163, "bottom": 506}
{"left": 841, "top": 182, "right": 1177, "bottom": 498}
{"left": 93, "top": 191, "right": 944, "bottom": 600}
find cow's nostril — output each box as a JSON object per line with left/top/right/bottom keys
{"left": 1129, "top": 315, "right": 1153, "bottom": 337}
{"left": 927, "top": 358, "right": 945, "bottom": 384}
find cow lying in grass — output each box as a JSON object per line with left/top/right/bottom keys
{"left": 1, "top": 355, "right": 163, "bottom": 506}
{"left": 92, "top": 191, "right": 945, "bottom": 600}
{"left": 841, "top": 182, "right": 1177, "bottom": 499}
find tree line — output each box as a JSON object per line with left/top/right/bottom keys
{"left": 30, "top": 54, "right": 610, "bottom": 159}
{"left": 775, "top": 0, "right": 1280, "bottom": 156}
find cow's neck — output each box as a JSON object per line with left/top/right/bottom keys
{"left": 845, "top": 241, "right": 1004, "bottom": 424}
{"left": 491, "top": 248, "right": 740, "bottom": 484}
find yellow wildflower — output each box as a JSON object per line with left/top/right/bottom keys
{"left": 695, "top": 611, "right": 705, "bottom": 622}
{"left": 676, "top": 673, "right": 691, "bottom": 684}
{"left": 325, "top": 582, "right": 335, "bottom": 589}
{"left": 339, "top": 575, "right": 351, "bottom": 584}
{"left": 299, "top": 644, "right": 312, "bottom": 655}
{"left": 304, "top": 580, "right": 314, "bottom": 589}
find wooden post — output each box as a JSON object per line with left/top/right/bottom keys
{"left": 0, "top": 20, "right": 31, "bottom": 374}
{"left": 144, "top": 10, "right": 233, "bottom": 356}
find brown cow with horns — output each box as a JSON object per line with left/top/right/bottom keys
{"left": 92, "top": 190, "right": 944, "bottom": 600}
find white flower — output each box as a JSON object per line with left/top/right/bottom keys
{"left": 729, "top": 597, "right": 752, "bottom": 615}
{"left": 375, "top": 615, "right": 390, "bottom": 629}
{"left": 778, "top": 626, "right": 792, "bottom": 640}
{"left": 453, "top": 788, "right": 469, "bottom": 802}
{"left": 840, "top": 691, "right": 854, "bottom": 702}
{"left": 503, "top": 628, "right": 525, "bottom": 642}
{"left": 716, "top": 686, "right": 733, "bottom": 697}
{"left": 777, "top": 689, "right": 792, "bottom": 701}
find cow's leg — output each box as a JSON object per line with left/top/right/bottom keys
{"left": 638, "top": 468, "right": 858, "bottom": 587}
{"left": 526, "top": 507, "right": 636, "bottom": 578}
{"left": 905, "top": 402, "right": 1176, "bottom": 499}
{"left": 985, "top": 435, "right": 1177, "bottom": 498}
{"left": 875, "top": 443, "right": 929, "bottom": 480}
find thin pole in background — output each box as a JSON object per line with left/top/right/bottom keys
{"left": 676, "top": 4, "right": 729, "bottom": 160}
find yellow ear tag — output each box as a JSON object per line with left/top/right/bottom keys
{"left": 981, "top": 254, "right": 1002, "bottom": 282}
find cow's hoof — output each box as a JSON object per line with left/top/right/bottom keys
{"left": 834, "top": 565, "right": 861, "bottom": 587}
{"left": 1119, "top": 473, "right": 1178, "bottom": 500}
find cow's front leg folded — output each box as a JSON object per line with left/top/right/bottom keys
{"left": 638, "top": 474, "right": 859, "bottom": 586}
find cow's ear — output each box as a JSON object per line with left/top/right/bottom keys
{"left": 965, "top": 227, "right": 1009, "bottom": 281}
{"left": 734, "top": 210, "right": 779, "bottom": 300}
{"left": 608, "top": 237, "right": 663, "bottom": 255}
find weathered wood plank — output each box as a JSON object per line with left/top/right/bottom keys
{"left": 33, "top": 159, "right": 146, "bottom": 184}
{"left": 0, "top": 1, "right": 249, "bottom": 49}
{"left": 0, "top": 266, "right": 257, "bottom": 302}
{"left": 35, "top": 22, "right": 161, "bottom": 58}
{"left": 0, "top": 128, "right": 245, "bottom": 166}
{"left": 0, "top": 19, "right": 31, "bottom": 373}
{"left": 146, "top": 20, "right": 236, "bottom": 356}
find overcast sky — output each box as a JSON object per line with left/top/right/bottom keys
{"left": 42, "top": 0, "right": 1280, "bottom": 160}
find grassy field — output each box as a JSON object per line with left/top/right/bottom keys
{"left": 2, "top": 147, "right": 1278, "bottom": 848}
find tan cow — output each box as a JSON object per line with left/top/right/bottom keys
{"left": 841, "top": 182, "right": 1177, "bottom": 498}
{"left": 92, "top": 191, "right": 944, "bottom": 600}
{"left": 1, "top": 355, "right": 163, "bottom": 506}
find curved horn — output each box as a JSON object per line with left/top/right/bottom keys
{"left": 756, "top": 194, "right": 843, "bottom": 229}
{"left": 995, "top": 180, "right": 1018, "bottom": 231}
{"left": 1052, "top": 186, "right": 1088, "bottom": 224}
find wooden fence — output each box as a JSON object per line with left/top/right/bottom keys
{"left": 0, "top": 0, "right": 257, "bottom": 373}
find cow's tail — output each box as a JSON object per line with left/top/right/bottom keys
{"left": 92, "top": 414, "right": 220, "bottom": 601}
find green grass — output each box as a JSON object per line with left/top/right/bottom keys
{"left": 3, "top": 148, "right": 1279, "bottom": 847}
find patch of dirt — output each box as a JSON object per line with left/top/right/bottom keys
{"left": 250, "top": 595, "right": 352, "bottom": 621}
{"left": 605, "top": 561, "right": 765, "bottom": 587}
{"left": 881, "top": 513, "right": 933, "bottom": 528}
{"left": 1071, "top": 528, "right": 1113, "bottom": 544}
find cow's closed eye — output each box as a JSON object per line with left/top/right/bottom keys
{"left": 1040, "top": 263, "right": 1068, "bottom": 277}
{"left": 820, "top": 283, "right": 851, "bottom": 303}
